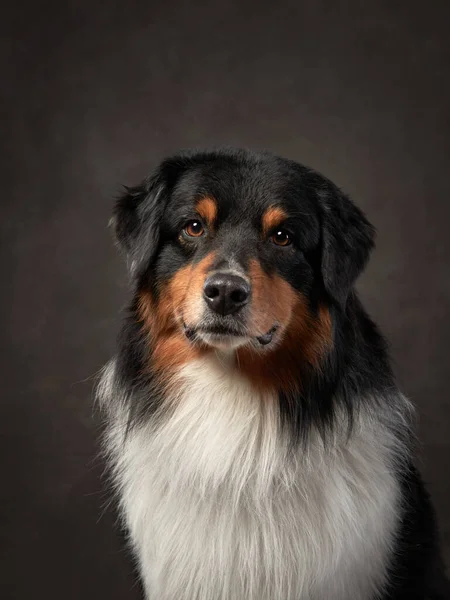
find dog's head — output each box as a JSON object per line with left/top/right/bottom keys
{"left": 112, "top": 149, "right": 374, "bottom": 390}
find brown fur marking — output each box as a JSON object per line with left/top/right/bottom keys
{"left": 248, "top": 259, "right": 296, "bottom": 334}
{"left": 196, "top": 197, "right": 217, "bottom": 230}
{"left": 238, "top": 259, "right": 332, "bottom": 392}
{"left": 262, "top": 206, "right": 287, "bottom": 237}
{"left": 137, "top": 254, "right": 216, "bottom": 378}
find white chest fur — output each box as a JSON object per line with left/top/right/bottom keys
{"left": 104, "top": 356, "right": 400, "bottom": 600}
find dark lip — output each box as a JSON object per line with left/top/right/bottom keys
{"left": 183, "top": 321, "right": 279, "bottom": 345}
{"left": 256, "top": 324, "right": 279, "bottom": 346}
{"left": 182, "top": 319, "right": 246, "bottom": 339}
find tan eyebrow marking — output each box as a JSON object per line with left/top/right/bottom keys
{"left": 262, "top": 206, "right": 288, "bottom": 237}
{"left": 196, "top": 197, "right": 217, "bottom": 229}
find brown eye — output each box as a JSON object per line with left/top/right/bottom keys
{"left": 271, "top": 230, "right": 291, "bottom": 246}
{"left": 184, "top": 220, "right": 204, "bottom": 237}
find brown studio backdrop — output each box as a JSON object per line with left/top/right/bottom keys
{"left": 1, "top": 1, "right": 449, "bottom": 598}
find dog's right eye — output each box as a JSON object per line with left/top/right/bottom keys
{"left": 183, "top": 220, "right": 205, "bottom": 238}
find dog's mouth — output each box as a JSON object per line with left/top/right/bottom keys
{"left": 183, "top": 321, "right": 279, "bottom": 348}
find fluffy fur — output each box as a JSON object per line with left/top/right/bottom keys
{"left": 98, "top": 148, "right": 449, "bottom": 599}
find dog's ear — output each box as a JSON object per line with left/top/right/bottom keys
{"left": 319, "top": 186, "right": 375, "bottom": 309}
{"left": 110, "top": 167, "right": 169, "bottom": 278}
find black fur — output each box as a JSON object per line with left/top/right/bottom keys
{"left": 109, "top": 147, "right": 449, "bottom": 598}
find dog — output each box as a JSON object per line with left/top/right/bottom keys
{"left": 97, "top": 148, "right": 449, "bottom": 599}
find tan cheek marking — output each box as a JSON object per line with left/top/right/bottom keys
{"left": 239, "top": 263, "right": 333, "bottom": 392}
{"left": 248, "top": 259, "right": 296, "bottom": 333}
{"left": 137, "top": 253, "right": 217, "bottom": 380}
{"left": 179, "top": 252, "right": 216, "bottom": 324}
{"left": 282, "top": 301, "right": 332, "bottom": 368}
{"left": 262, "top": 206, "right": 288, "bottom": 238}
{"left": 138, "top": 285, "right": 204, "bottom": 379}
{"left": 138, "top": 265, "right": 193, "bottom": 337}
{"left": 196, "top": 197, "right": 217, "bottom": 230}
{"left": 167, "top": 264, "right": 194, "bottom": 321}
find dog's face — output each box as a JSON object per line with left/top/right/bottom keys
{"left": 113, "top": 149, "right": 374, "bottom": 389}
{"left": 150, "top": 161, "right": 322, "bottom": 352}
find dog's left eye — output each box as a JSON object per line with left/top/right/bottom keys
{"left": 183, "top": 220, "right": 205, "bottom": 238}
{"left": 271, "top": 230, "right": 291, "bottom": 247}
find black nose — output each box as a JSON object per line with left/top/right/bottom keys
{"left": 203, "top": 273, "right": 250, "bottom": 316}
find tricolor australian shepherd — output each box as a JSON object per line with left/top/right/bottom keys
{"left": 98, "top": 148, "right": 449, "bottom": 599}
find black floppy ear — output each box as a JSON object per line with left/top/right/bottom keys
{"left": 110, "top": 169, "right": 167, "bottom": 278}
{"left": 319, "top": 186, "right": 375, "bottom": 309}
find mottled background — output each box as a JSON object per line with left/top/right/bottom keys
{"left": 1, "top": 1, "right": 449, "bottom": 598}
